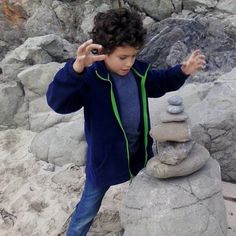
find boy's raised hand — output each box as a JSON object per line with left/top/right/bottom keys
{"left": 181, "top": 50, "right": 206, "bottom": 75}
{"left": 73, "top": 39, "right": 107, "bottom": 73}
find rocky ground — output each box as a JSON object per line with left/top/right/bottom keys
{"left": 222, "top": 182, "right": 236, "bottom": 236}
{"left": 1, "top": 0, "right": 236, "bottom": 235}
{"left": 0, "top": 129, "right": 235, "bottom": 236}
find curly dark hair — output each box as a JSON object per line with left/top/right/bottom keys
{"left": 90, "top": 8, "right": 147, "bottom": 54}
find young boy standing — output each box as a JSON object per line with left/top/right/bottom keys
{"left": 46, "top": 7, "right": 205, "bottom": 236}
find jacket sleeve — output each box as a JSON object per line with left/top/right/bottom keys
{"left": 46, "top": 59, "right": 89, "bottom": 114}
{"left": 145, "top": 64, "right": 189, "bottom": 98}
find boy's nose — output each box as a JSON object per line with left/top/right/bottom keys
{"left": 126, "top": 59, "right": 134, "bottom": 68}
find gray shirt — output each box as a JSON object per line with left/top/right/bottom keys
{"left": 111, "top": 71, "right": 141, "bottom": 156}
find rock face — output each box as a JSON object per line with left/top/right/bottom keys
{"left": 188, "top": 68, "right": 236, "bottom": 182}
{"left": 139, "top": 14, "right": 236, "bottom": 83}
{"left": 120, "top": 158, "right": 227, "bottom": 236}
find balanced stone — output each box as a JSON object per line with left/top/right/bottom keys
{"left": 157, "top": 141, "right": 195, "bottom": 165}
{"left": 160, "top": 111, "right": 188, "bottom": 123}
{"left": 167, "top": 95, "right": 183, "bottom": 106}
{"left": 150, "top": 120, "right": 191, "bottom": 142}
{"left": 167, "top": 105, "right": 184, "bottom": 114}
{"left": 146, "top": 143, "right": 210, "bottom": 178}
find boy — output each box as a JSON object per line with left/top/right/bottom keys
{"left": 46, "top": 7, "right": 205, "bottom": 236}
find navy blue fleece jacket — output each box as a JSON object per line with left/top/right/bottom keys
{"left": 46, "top": 59, "right": 188, "bottom": 187}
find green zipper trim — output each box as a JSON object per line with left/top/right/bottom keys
{"left": 95, "top": 70, "right": 134, "bottom": 180}
{"left": 132, "top": 64, "right": 151, "bottom": 166}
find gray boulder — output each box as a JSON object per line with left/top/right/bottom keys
{"left": 0, "top": 34, "right": 76, "bottom": 81}
{"left": 126, "top": 0, "right": 182, "bottom": 20}
{"left": 140, "top": 14, "right": 236, "bottom": 83}
{"left": 30, "top": 120, "right": 87, "bottom": 166}
{"left": 18, "top": 62, "right": 63, "bottom": 99}
{"left": 188, "top": 68, "right": 236, "bottom": 182}
{"left": 120, "top": 158, "right": 227, "bottom": 236}
{"left": 0, "top": 82, "right": 25, "bottom": 130}
{"left": 217, "top": 0, "right": 236, "bottom": 14}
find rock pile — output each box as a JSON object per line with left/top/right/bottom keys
{"left": 120, "top": 96, "right": 227, "bottom": 236}
{"left": 147, "top": 95, "right": 209, "bottom": 178}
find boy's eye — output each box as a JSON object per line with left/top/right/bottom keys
{"left": 119, "top": 57, "right": 126, "bottom": 60}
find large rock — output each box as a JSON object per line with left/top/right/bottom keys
{"left": 141, "top": 14, "right": 236, "bottom": 83}
{"left": 0, "top": 34, "right": 76, "bottom": 81}
{"left": 126, "top": 0, "right": 182, "bottom": 20}
{"left": 120, "top": 158, "right": 227, "bottom": 236}
{"left": 188, "top": 68, "right": 236, "bottom": 182}
{"left": 0, "top": 82, "right": 25, "bottom": 130}
{"left": 183, "top": 0, "right": 218, "bottom": 11}
{"left": 30, "top": 120, "right": 87, "bottom": 166}
{"left": 216, "top": 0, "right": 236, "bottom": 14}
{"left": 28, "top": 96, "right": 82, "bottom": 132}
{"left": 18, "top": 62, "right": 63, "bottom": 99}
{"left": 25, "top": 6, "right": 64, "bottom": 39}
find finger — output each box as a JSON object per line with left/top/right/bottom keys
{"left": 189, "top": 49, "right": 202, "bottom": 59}
{"left": 196, "top": 55, "right": 206, "bottom": 62}
{"left": 85, "top": 44, "right": 103, "bottom": 54}
{"left": 89, "top": 54, "right": 107, "bottom": 62}
{"left": 76, "top": 55, "right": 86, "bottom": 62}
{"left": 197, "top": 59, "right": 206, "bottom": 66}
{"left": 77, "top": 39, "right": 93, "bottom": 56}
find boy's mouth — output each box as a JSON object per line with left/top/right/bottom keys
{"left": 121, "top": 69, "right": 130, "bottom": 73}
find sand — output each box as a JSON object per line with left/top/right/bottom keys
{"left": 0, "top": 129, "right": 235, "bottom": 236}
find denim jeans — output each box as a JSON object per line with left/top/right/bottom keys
{"left": 66, "top": 178, "right": 110, "bottom": 236}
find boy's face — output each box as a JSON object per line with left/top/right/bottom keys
{"left": 104, "top": 45, "right": 139, "bottom": 76}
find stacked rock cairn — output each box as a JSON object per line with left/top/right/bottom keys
{"left": 147, "top": 95, "right": 210, "bottom": 178}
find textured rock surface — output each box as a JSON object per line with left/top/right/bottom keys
{"left": 157, "top": 140, "right": 195, "bottom": 165}
{"left": 0, "top": 129, "right": 128, "bottom": 236}
{"left": 188, "top": 69, "right": 236, "bottom": 182}
{"left": 150, "top": 119, "right": 191, "bottom": 142}
{"left": 120, "top": 158, "right": 227, "bottom": 236}
{"left": 30, "top": 120, "right": 87, "bottom": 166}
{"left": 146, "top": 143, "right": 210, "bottom": 178}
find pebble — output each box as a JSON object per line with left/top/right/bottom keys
{"left": 167, "top": 105, "right": 184, "bottom": 114}
{"left": 167, "top": 95, "right": 183, "bottom": 106}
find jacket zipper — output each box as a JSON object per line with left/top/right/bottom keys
{"left": 95, "top": 65, "right": 151, "bottom": 179}
{"left": 131, "top": 64, "right": 151, "bottom": 166}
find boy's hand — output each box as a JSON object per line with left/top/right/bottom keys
{"left": 181, "top": 50, "right": 206, "bottom": 75}
{"left": 73, "top": 39, "right": 107, "bottom": 73}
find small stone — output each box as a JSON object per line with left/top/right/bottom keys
{"left": 43, "top": 163, "right": 55, "bottom": 172}
{"left": 167, "top": 95, "right": 183, "bottom": 106}
{"left": 167, "top": 105, "right": 184, "bottom": 114}
{"left": 160, "top": 111, "right": 188, "bottom": 123}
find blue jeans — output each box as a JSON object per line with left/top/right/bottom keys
{"left": 66, "top": 178, "right": 110, "bottom": 236}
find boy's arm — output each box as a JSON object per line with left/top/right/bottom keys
{"left": 146, "top": 64, "right": 188, "bottom": 98}
{"left": 146, "top": 50, "right": 205, "bottom": 97}
{"left": 46, "top": 59, "right": 88, "bottom": 114}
